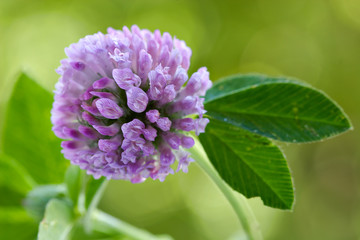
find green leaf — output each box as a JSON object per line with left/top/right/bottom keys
{"left": 2, "top": 73, "right": 67, "bottom": 183}
{"left": 0, "top": 153, "right": 36, "bottom": 210}
{"left": 24, "top": 184, "right": 67, "bottom": 221}
{"left": 65, "top": 165, "right": 82, "bottom": 207}
{"left": 205, "top": 74, "right": 352, "bottom": 143}
{"left": 0, "top": 153, "right": 35, "bottom": 195}
{"left": 38, "top": 199, "right": 74, "bottom": 240}
{"left": 199, "top": 119, "right": 294, "bottom": 209}
{"left": 0, "top": 207, "right": 37, "bottom": 240}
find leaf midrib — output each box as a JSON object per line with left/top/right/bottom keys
{"left": 206, "top": 108, "right": 348, "bottom": 128}
{"left": 205, "top": 79, "right": 302, "bottom": 104}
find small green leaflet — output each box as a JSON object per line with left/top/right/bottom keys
{"left": 24, "top": 184, "right": 67, "bottom": 221}
{"left": 38, "top": 199, "right": 74, "bottom": 240}
{"left": 199, "top": 119, "right": 294, "bottom": 210}
{"left": 204, "top": 74, "right": 352, "bottom": 143}
{"left": 2, "top": 73, "right": 67, "bottom": 183}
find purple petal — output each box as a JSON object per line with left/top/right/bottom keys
{"left": 159, "top": 84, "right": 176, "bottom": 104}
{"left": 121, "top": 137, "right": 146, "bottom": 151}
{"left": 70, "top": 61, "right": 85, "bottom": 71}
{"left": 142, "top": 142, "right": 155, "bottom": 156}
{"left": 181, "top": 136, "right": 195, "bottom": 148}
{"left": 126, "top": 87, "right": 148, "bottom": 113}
{"left": 113, "top": 68, "right": 141, "bottom": 90}
{"left": 93, "top": 77, "right": 117, "bottom": 90}
{"left": 184, "top": 71, "right": 202, "bottom": 95}
{"left": 170, "top": 96, "right": 197, "bottom": 114}
{"left": 121, "top": 148, "right": 137, "bottom": 164}
{"left": 81, "top": 101, "right": 101, "bottom": 116}
{"left": 142, "top": 125, "right": 157, "bottom": 141}
{"left": 61, "top": 141, "right": 85, "bottom": 150}
{"left": 109, "top": 49, "right": 131, "bottom": 68}
{"left": 62, "top": 127, "right": 84, "bottom": 140}
{"left": 78, "top": 125, "right": 100, "bottom": 139}
{"left": 172, "top": 67, "right": 188, "bottom": 91}
{"left": 98, "top": 136, "right": 122, "bottom": 152}
{"left": 95, "top": 98, "right": 123, "bottom": 119}
{"left": 93, "top": 123, "right": 120, "bottom": 136}
{"left": 162, "top": 32, "right": 173, "bottom": 50}
{"left": 80, "top": 86, "right": 95, "bottom": 101}
{"left": 159, "top": 45, "right": 170, "bottom": 67}
{"left": 173, "top": 118, "right": 195, "bottom": 131}
{"left": 156, "top": 117, "right": 172, "bottom": 132}
{"left": 137, "top": 49, "right": 153, "bottom": 83}
{"left": 174, "top": 38, "right": 192, "bottom": 70}
{"left": 131, "top": 175, "right": 145, "bottom": 184}
{"left": 121, "top": 119, "right": 145, "bottom": 140}
{"left": 176, "top": 151, "right": 194, "bottom": 173}
{"left": 183, "top": 67, "right": 211, "bottom": 96}
{"left": 147, "top": 39, "right": 158, "bottom": 65}
{"left": 82, "top": 112, "right": 101, "bottom": 126}
{"left": 147, "top": 67, "right": 166, "bottom": 100}
{"left": 167, "top": 49, "right": 182, "bottom": 75}
{"left": 195, "top": 118, "right": 210, "bottom": 135}
{"left": 90, "top": 91, "right": 116, "bottom": 101}
{"left": 146, "top": 109, "right": 160, "bottom": 123}
{"left": 160, "top": 147, "right": 175, "bottom": 166}
{"left": 196, "top": 67, "right": 212, "bottom": 96}
{"left": 163, "top": 132, "right": 181, "bottom": 150}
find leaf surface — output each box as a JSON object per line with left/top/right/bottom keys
{"left": 38, "top": 199, "right": 74, "bottom": 240}
{"left": 0, "top": 153, "right": 35, "bottom": 195}
{"left": 205, "top": 74, "right": 352, "bottom": 142}
{"left": 2, "top": 73, "right": 67, "bottom": 183}
{"left": 199, "top": 119, "right": 294, "bottom": 209}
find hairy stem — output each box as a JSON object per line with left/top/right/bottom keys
{"left": 188, "top": 137, "right": 263, "bottom": 240}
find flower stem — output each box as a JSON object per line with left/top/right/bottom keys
{"left": 83, "top": 176, "right": 109, "bottom": 234}
{"left": 92, "top": 209, "right": 173, "bottom": 240}
{"left": 77, "top": 176, "right": 173, "bottom": 239}
{"left": 188, "top": 137, "right": 263, "bottom": 240}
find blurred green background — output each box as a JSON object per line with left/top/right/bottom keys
{"left": 0, "top": 0, "right": 359, "bottom": 239}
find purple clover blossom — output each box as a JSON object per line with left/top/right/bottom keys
{"left": 51, "top": 25, "right": 212, "bottom": 183}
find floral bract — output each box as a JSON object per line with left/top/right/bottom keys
{"left": 51, "top": 25, "right": 212, "bottom": 182}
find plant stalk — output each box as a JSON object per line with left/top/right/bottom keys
{"left": 188, "top": 137, "right": 263, "bottom": 240}
{"left": 92, "top": 210, "right": 173, "bottom": 240}
{"left": 83, "top": 177, "right": 109, "bottom": 234}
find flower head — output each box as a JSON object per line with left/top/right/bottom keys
{"left": 51, "top": 25, "right": 211, "bottom": 183}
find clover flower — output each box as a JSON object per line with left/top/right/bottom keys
{"left": 51, "top": 25, "right": 212, "bottom": 183}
